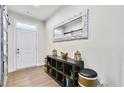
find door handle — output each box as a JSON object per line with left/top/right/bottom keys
{"left": 16, "top": 48, "right": 20, "bottom": 54}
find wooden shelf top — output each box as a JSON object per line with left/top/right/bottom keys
{"left": 47, "top": 55, "right": 83, "bottom": 65}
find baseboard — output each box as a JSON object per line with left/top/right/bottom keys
{"left": 36, "top": 63, "right": 44, "bottom": 66}
{"left": 3, "top": 76, "right": 8, "bottom": 87}
{"left": 8, "top": 68, "right": 16, "bottom": 73}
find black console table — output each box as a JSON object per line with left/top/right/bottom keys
{"left": 46, "top": 55, "right": 84, "bottom": 87}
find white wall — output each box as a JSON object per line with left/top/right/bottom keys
{"left": 8, "top": 11, "right": 46, "bottom": 72}
{"left": 45, "top": 5, "right": 124, "bottom": 87}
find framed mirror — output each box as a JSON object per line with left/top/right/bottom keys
{"left": 53, "top": 9, "right": 89, "bottom": 42}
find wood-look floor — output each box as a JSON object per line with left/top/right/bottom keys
{"left": 6, "top": 66, "right": 60, "bottom": 87}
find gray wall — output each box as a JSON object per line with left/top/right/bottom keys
{"left": 45, "top": 5, "right": 124, "bottom": 86}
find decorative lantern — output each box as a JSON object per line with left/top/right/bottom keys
{"left": 74, "top": 50, "right": 82, "bottom": 61}
{"left": 52, "top": 49, "right": 57, "bottom": 56}
{"left": 61, "top": 52, "right": 68, "bottom": 59}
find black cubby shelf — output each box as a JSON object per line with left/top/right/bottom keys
{"left": 46, "top": 55, "right": 84, "bottom": 87}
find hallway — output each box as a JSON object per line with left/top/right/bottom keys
{"left": 6, "top": 66, "right": 60, "bottom": 87}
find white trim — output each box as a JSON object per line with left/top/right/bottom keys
{"left": 3, "top": 76, "right": 8, "bottom": 87}
{"left": 16, "top": 22, "right": 37, "bottom": 31}
{"left": 13, "top": 19, "right": 17, "bottom": 72}
{"left": 36, "top": 30, "right": 38, "bottom": 66}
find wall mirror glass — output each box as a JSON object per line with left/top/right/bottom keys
{"left": 53, "top": 9, "right": 89, "bottom": 42}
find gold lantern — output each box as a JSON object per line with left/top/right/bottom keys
{"left": 52, "top": 48, "right": 57, "bottom": 56}
{"left": 74, "top": 50, "right": 82, "bottom": 61}
{"left": 61, "top": 52, "right": 68, "bottom": 59}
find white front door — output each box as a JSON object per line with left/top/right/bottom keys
{"left": 16, "top": 28, "right": 37, "bottom": 69}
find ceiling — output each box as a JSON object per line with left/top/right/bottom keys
{"left": 7, "top": 5, "right": 62, "bottom": 21}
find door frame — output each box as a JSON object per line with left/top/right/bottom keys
{"left": 14, "top": 26, "right": 38, "bottom": 71}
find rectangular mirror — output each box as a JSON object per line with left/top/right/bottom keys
{"left": 53, "top": 9, "right": 89, "bottom": 42}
